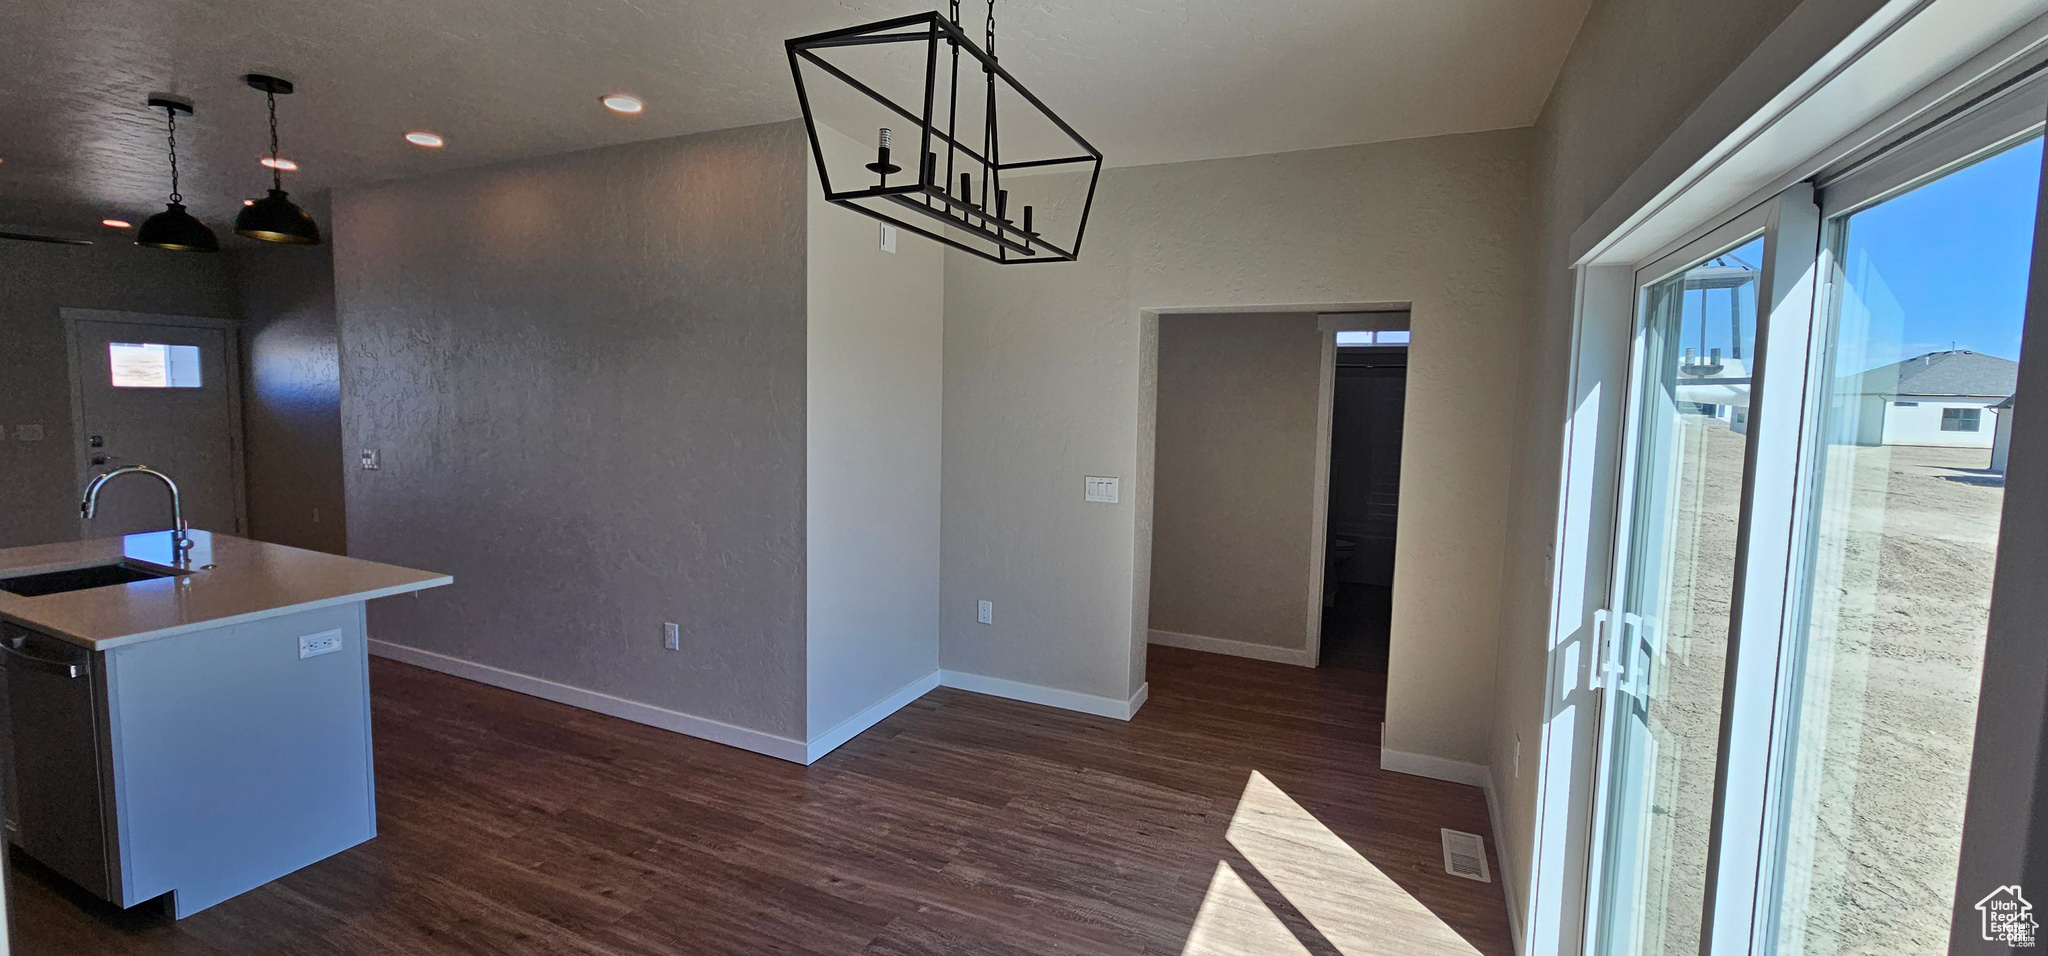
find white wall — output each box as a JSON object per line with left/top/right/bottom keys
{"left": 941, "top": 129, "right": 1534, "bottom": 758}
{"left": 1881, "top": 398, "right": 2001, "bottom": 448}
{"left": 804, "top": 165, "right": 945, "bottom": 745}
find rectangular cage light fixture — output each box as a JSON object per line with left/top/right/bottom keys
{"left": 787, "top": 10, "right": 1103, "bottom": 265}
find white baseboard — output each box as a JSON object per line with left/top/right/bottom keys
{"left": 370, "top": 642, "right": 1151, "bottom": 766}
{"left": 1147, "top": 628, "right": 1315, "bottom": 667}
{"left": 1482, "top": 766, "right": 1526, "bottom": 955}
{"left": 1381, "top": 739, "right": 1524, "bottom": 952}
{"left": 938, "top": 669, "right": 1149, "bottom": 720}
{"left": 368, "top": 640, "right": 808, "bottom": 763}
{"left": 1380, "top": 744, "right": 1492, "bottom": 788}
{"left": 805, "top": 670, "right": 942, "bottom": 763}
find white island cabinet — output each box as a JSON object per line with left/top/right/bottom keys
{"left": 0, "top": 530, "right": 448, "bottom": 917}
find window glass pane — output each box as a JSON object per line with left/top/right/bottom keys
{"left": 1770, "top": 135, "right": 2038, "bottom": 955}
{"left": 1594, "top": 236, "right": 1763, "bottom": 956}
{"left": 108, "top": 342, "right": 202, "bottom": 389}
{"left": 1334, "top": 331, "right": 1376, "bottom": 346}
{"left": 1375, "top": 330, "right": 1411, "bottom": 344}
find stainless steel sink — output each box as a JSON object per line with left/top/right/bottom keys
{"left": 0, "top": 561, "right": 185, "bottom": 597}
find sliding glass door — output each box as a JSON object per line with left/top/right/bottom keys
{"left": 1760, "top": 134, "right": 2042, "bottom": 956}
{"left": 1585, "top": 102, "right": 2046, "bottom": 956}
{"left": 1588, "top": 202, "right": 1809, "bottom": 956}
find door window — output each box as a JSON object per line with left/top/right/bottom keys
{"left": 107, "top": 342, "right": 204, "bottom": 389}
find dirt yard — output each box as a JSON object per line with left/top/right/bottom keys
{"left": 1635, "top": 415, "right": 1999, "bottom": 956}
{"left": 1779, "top": 439, "right": 2001, "bottom": 955}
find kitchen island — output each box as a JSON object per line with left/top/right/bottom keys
{"left": 0, "top": 530, "right": 449, "bottom": 917}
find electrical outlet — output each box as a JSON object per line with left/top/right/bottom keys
{"left": 298, "top": 629, "right": 344, "bottom": 660}
{"left": 977, "top": 600, "right": 993, "bottom": 625}
{"left": 663, "top": 621, "right": 681, "bottom": 651}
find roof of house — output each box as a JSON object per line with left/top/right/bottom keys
{"left": 1854, "top": 350, "right": 2019, "bottom": 397}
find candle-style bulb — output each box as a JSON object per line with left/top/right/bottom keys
{"left": 865, "top": 127, "right": 902, "bottom": 181}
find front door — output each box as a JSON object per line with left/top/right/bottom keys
{"left": 67, "top": 311, "right": 245, "bottom": 539}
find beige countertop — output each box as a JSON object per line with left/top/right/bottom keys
{"left": 0, "top": 531, "right": 451, "bottom": 651}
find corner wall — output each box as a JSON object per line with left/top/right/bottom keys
{"left": 804, "top": 170, "right": 945, "bottom": 749}
{"left": 334, "top": 121, "right": 812, "bottom": 744}
{"left": 235, "top": 191, "right": 347, "bottom": 556}
{"left": 940, "top": 129, "right": 1536, "bottom": 758}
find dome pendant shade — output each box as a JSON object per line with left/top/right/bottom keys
{"left": 138, "top": 96, "right": 217, "bottom": 253}
{"left": 238, "top": 74, "right": 321, "bottom": 245}
{"left": 234, "top": 188, "right": 321, "bottom": 244}
{"left": 136, "top": 202, "right": 219, "bottom": 252}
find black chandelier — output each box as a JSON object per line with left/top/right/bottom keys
{"left": 786, "top": 0, "right": 1102, "bottom": 264}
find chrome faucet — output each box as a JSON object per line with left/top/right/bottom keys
{"left": 81, "top": 465, "right": 192, "bottom": 561}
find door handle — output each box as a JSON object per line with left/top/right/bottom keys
{"left": 0, "top": 638, "right": 85, "bottom": 679}
{"left": 1588, "top": 608, "right": 1612, "bottom": 690}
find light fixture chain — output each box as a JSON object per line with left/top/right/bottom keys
{"left": 165, "top": 108, "right": 182, "bottom": 204}
{"left": 267, "top": 89, "right": 282, "bottom": 191}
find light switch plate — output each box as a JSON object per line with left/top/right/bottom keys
{"left": 880, "top": 224, "right": 898, "bottom": 253}
{"left": 14, "top": 424, "right": 44, "bottom": 442}
{"left": 1084, "top": 476, "right": 1119, "bottom": 503}
{"left": 360, "top": 448, "right": 380, "bottom": 470}
{"left": 663, "top": 622, "right": 682, "bottom": 651}
{"left": 299, "top": 629, "right": 345, "bottom": 659}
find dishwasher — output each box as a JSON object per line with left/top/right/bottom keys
{"left": 1, "top": 623, "right": 114, "bottom": 899}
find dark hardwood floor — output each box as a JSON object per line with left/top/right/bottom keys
{"left": 9, "top": 645, "right": 1513, "bottom": 955}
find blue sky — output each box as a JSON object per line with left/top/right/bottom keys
{"left": 1842, "top": 136, "right": 2041, "bottom": 363}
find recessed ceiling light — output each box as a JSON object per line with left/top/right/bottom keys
{"left": 601, "top": 93, "right": 644, "bottom": 114}
{"left": 260, "top": 156, "right": 299, "bottom": 171}
{"left": 243, "top": 199, "right": 255, "bottom": 206}
{"left": 102, "top": 219, "right": 131, "bottom": 229}
{"left": 405, "top": 131, "right": 445, "bottom": 148}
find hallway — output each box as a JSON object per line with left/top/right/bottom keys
{"left": 10, "top": 647, "right": 1511, "bottom": 955}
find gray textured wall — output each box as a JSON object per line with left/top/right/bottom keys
{"left": 334, "top": 121, "right": 811, "bottom": 738}
{"left": 0, "top": 211, "right": 240, "bottom": 549}
{"left": 1148, "top": 313, "right": 1323, "bottom": 653}
{"left": 236, "top": 191, "right": 346, "bottom": 556}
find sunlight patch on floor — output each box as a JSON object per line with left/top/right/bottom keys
{"left": 1182, "top": 861, "right": 1315, "bottom": 956}
{"left": 1181, "top": 770, "right": 1483, "bottom": 955}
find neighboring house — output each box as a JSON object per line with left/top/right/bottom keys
{"left": 1839, "top": 350, "right": 2019, "bottom": 449}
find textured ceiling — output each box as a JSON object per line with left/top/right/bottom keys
{"left": 0, "top": 0, "right": 1589, "bottom": 227}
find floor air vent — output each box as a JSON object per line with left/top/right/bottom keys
{"left": 1440, "top": 828, "right": 1490, "bottom": 882}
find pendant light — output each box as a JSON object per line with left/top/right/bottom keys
{"left": 234, "top": 74, "right": 321, "bottom": 245}
{"left": 135, "top": 96, "right": 219, "bottom": 253}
